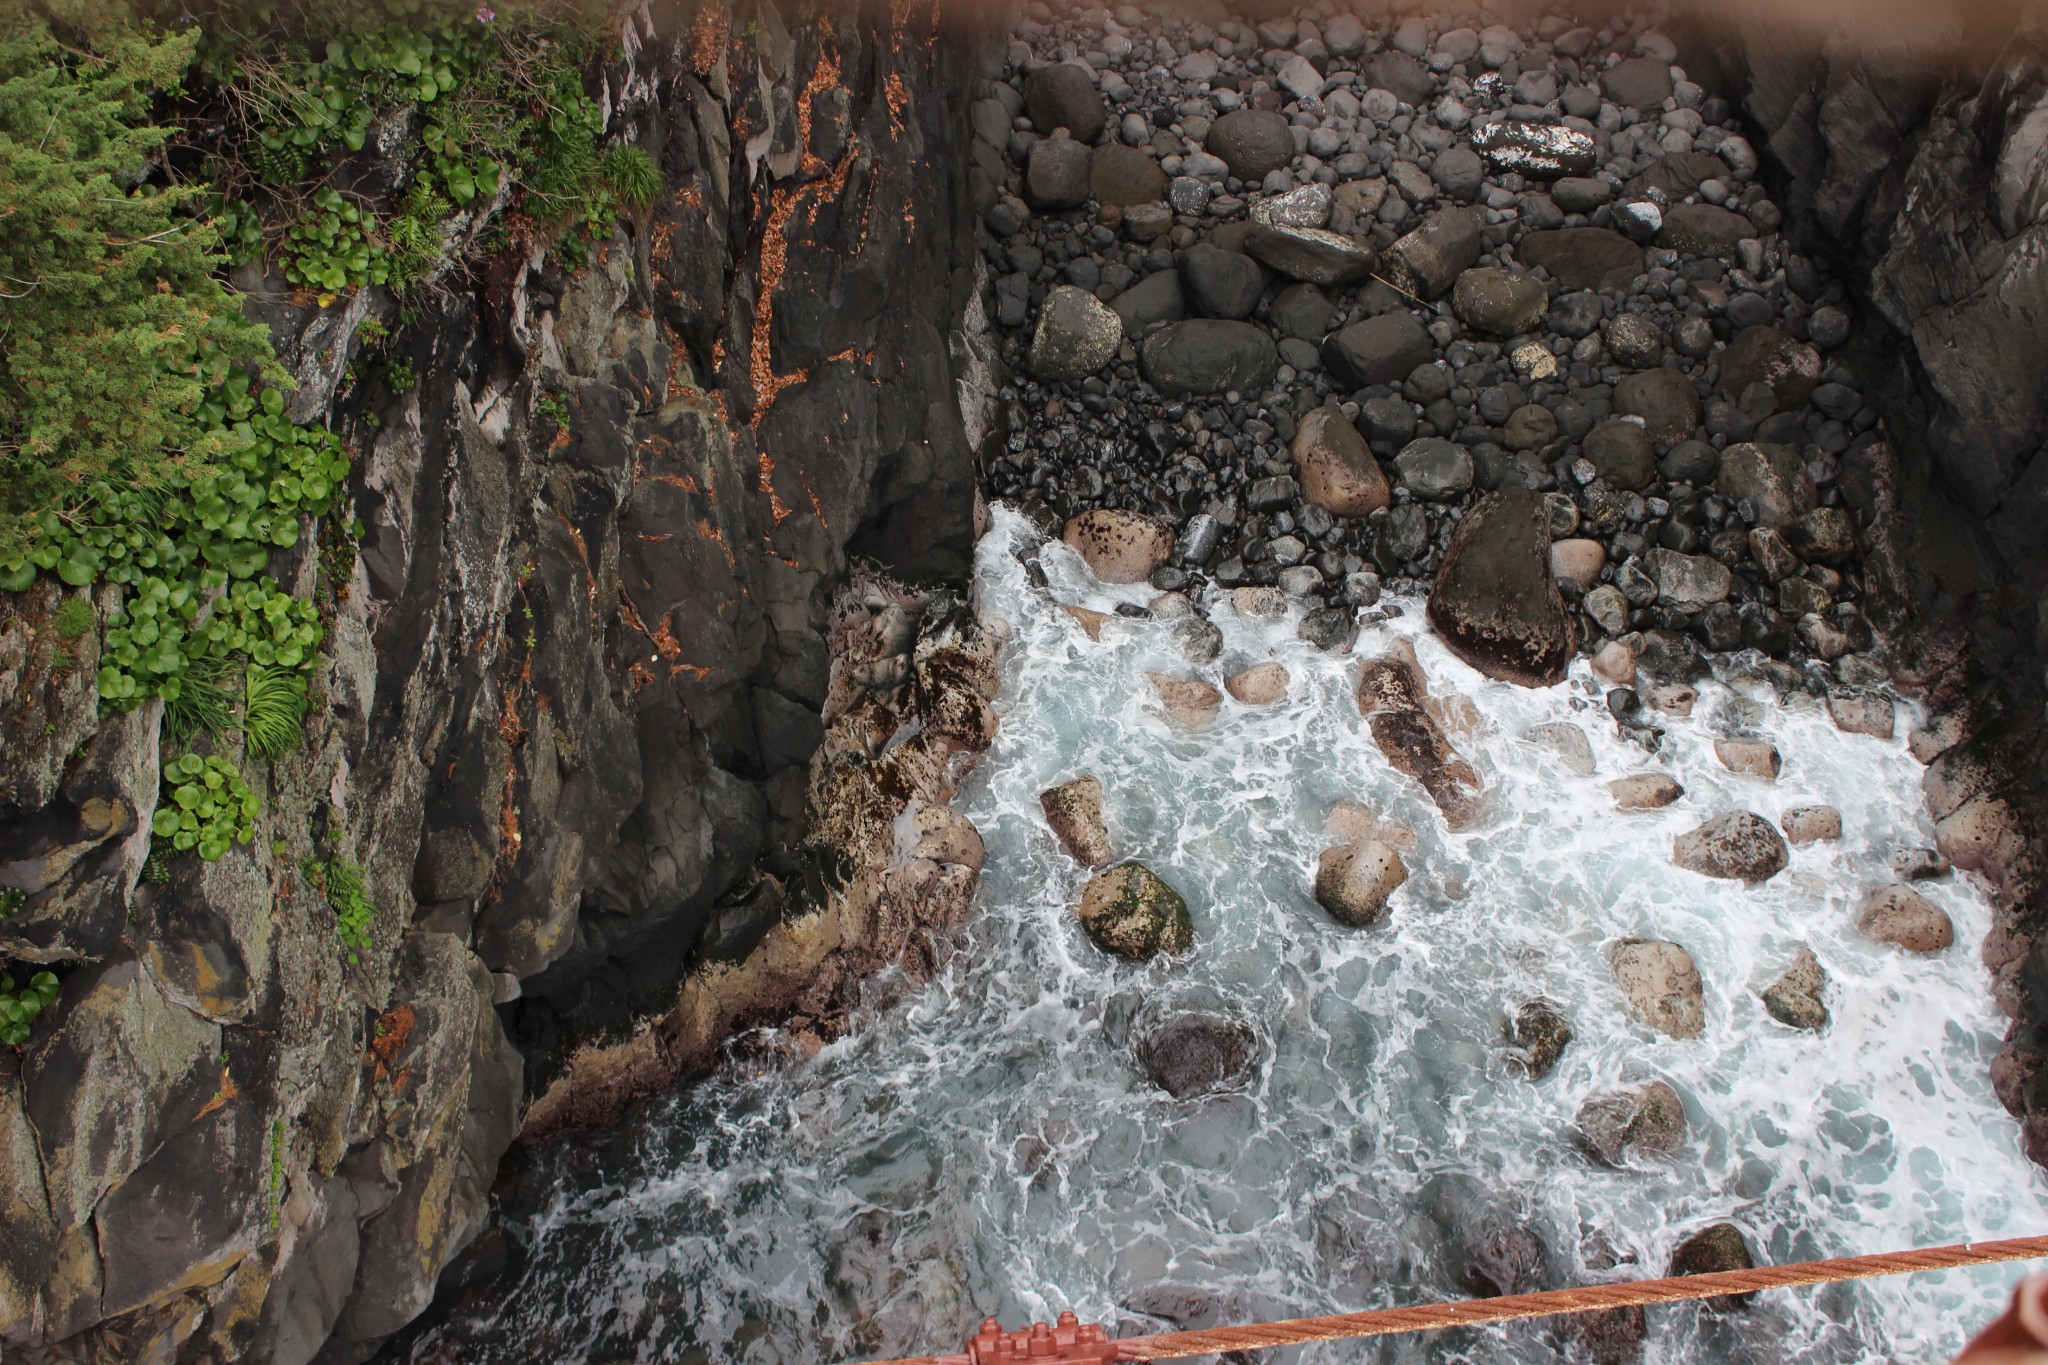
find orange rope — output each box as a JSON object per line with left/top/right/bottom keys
{"left": 846, "top": 1234, "right": 2048, "bottom": 1365}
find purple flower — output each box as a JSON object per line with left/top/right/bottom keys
{"left": 475, "top": 4, "right": 495, "bottom": 21}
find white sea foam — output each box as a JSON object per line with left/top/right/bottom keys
{"left": 414, "top": 503, "right": 2046, "bottom": 1365}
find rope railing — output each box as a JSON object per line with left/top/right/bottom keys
{"left": 844, "top": 1234, "right": 2048, "bottom": 1365}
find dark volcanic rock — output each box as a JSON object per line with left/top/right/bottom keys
{"left": 1244, "top": 225, "right": 1377, "bottom": 287}
{"left": 1136, "top": 1012, "right": 1261, "bottom": 1098}
{"left": 1024, "top": 135, "right": 1091, "bottom": 210}
{"left": 1669, "top": 1223, "right": 1759, "bottom": 1307}
{"left": 1090, "top": 144, "right": 1167, "bottom": 206}
{"left": 1360, "top": 51, "right": 1435, "bottom": 105}
{"left": 1386, "top": 209, "right": 1483, "bottom": 299}
{"left": 1473, "top": 121, "right": 1598, "bottom": 178}
{"left": 1323, "top": 313, "right": 1434, "bottom": 389}
{"left": 1582, "top": 420, "right": 1656, "bottom": 489}
{"left": 1658, "top": 203, "right": 1754, "bottom": 256}
{"left": 1205, "top": 108, "right": 1294, "bottom": 181}
{"left": 1601, "top": 56, "right": 1674, "bottom": 110}
{"left": 1453, "top": 267, "right": 1549, "bottom": 338}
{"left": 1025, "top": 61, "right": 1107, "bottom": 142}
{"left": 1719, "top": 326, "right": 1823, "bottom": 411}
{"left": 1427, "top": 487, "right": 1576, "bottom": 687}
{"left": 1507, "top": 998, "right": 1573, "bottom": 1079}
{"left": 1140, "top": 320, "right": 1279, "bottom": 396}
{"left": 1356, "top": 645, "right": 1485, "bottom": 827}
{"left": 1030, "top": 284, "right": 1122, "bottom": 380}
{"left": 1614, "top": 369, "right": 1702, "bottom": 444}
{"left": 1518, "top": 228, "right": 1643, "bottom": 291}
{"left": 1180, "top": 243, "right": 1265, "bottom": 320}
{"left": 1110, "top": 270, "right": 1186, "bottom": 338}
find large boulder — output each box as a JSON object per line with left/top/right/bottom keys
{"left": 1063, "top": 509, "right": 1173, "bottom": 584}
{"left": 1669, "top": 1223, "right": 1758, "bottom": 1306}
{"left": 1225, "top": 662, "right": 1289, "bottom": 705}
{"left": 1322, "top": 313, "right": 1434, "bottom": 389}
{"left": 1140, "top": 320, "right": 1278, "bottom": 396}
{"left": 1426, "top": 486, "right": 1576, "bottom": 686}
{"left": 1613, "top": 369, "right": 1701, "bottom": 443}
{"left": 1149, "top": 673, "right": 1223, "bottom": 728}
{"left": 1313, "top": 839, "right": 1408, "bottom": 928}
{"left": 1024, "top": 135, "right": 1092, "bottom": 210}
{"left": 1576, "top": 1079, "right": 1687, "bottom": 1165}
{"left": 1657, "top": 204, "right": 1754, "bottom": 257}
{"left": 1856, "top": 884, "right": 1955, "bottom": 953}
{"left": 1136, "top": 1012, "right": 1261, "bottom": 1097}
{"left": 1040, "top": 775, "right": 1112, "bottom": 867}
{"left": 1718, "top": 327, "right": 1821, "bottom": 411}
{"left": 1518, "top": 228, "right": 1643, "bottom": 291}
{"left": 1110, "top": 269, "right": 1185, "bottom": 338}
{"left": 1180, "top": 243, "right": 1264, "bottom": 320}
{"left": 1090, "top": 144, "right": 1167, "bottom": 206}
{"left": 1384, "top": 209, "right": 1482, "bottom": 298}
{"left": 1291, "top": 406, "right": 1390, "bottom": 517}
{"left": 1610, "top": 937, "right": 1706, "bottom": 1038}
{"left": 1581, "top": 420, "right": 1655, "bottom": 489}
{"left": 1024, "top": 62, "right": 1107, "bottom": 142}
{"left": 1029, "top": 285, "right": 1122, "bottom": 381}
{"left": 1077, "top": 862, "right": 1194, "bottom": 960}
{"left": 1452, "top": 267, "right": 1549, "bottom": 337}
{"left": 1243, "top": 225, "right": 1377, "bottom": 287}
{"left": 1609, "top": 773, "right": 1684, "bottom": 809}
{"left": 1672, "top": 811, "right": 1788, "bottom": 883}
{"left": 1601, "top": 56, "right": 1674, "bottom": 110}
{"left": 1205, "top": 109, "right": 1294, "bottom": 180}
{"left": 1716, "top": 442, "right": 1815, "bottom": 528}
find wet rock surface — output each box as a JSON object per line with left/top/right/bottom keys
{"left": 1078, "top": 862, "right": 1195, "bottom": 960}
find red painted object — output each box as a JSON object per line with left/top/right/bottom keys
{"left": 941, "top": 1313, "right": 1124, "bottom": 1365}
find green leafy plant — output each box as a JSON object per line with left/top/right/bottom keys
{"left": 0, "top": 970, "right": 59, "bottom": 1046}
{"left": 53, "top": 597, "right": 96, "bottom": 641}
{"left": 381, "top": 357, "right": 416, "bottom": 393}
{"left": 536, "top": 391, "right": 570, "bottom": 433}
{"left": 303, "top": 856, "right": 375, "bottom": 961}
{"left": 153, "top": 753, "right": 259, "bottom": 861}
{"left": 243, "top": 662, "right": 308, "bottom": 762}
{"left": 0, "top": 888, "right": 23, "bottom": 918}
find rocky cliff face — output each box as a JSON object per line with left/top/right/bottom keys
{"left": 0, "top": 3, "right": 990, "bottom": 1360}
{"left": 1683, "top": 4, "right": 2048, "bottom": 1155}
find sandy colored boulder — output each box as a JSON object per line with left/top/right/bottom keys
{"left": 1526, "top": 721, "right": 1595, "bottom": 776}
{"left": 1760, "top": 946, "right": 1828, "bottom": 1030}
{"left": 1549, "top": 538, "right": 1607, "bottom": 591}
{"left": 1326, "top": 801, "right": 1418, "bottom": 851}
{"left": 1779, "top": 805, "right": 1841, "bottom": 845}
{"left": 1590, "top": 640, "right": 1636, "bottom": 686}
{"left": 908, "top": 805, "right": 985, "bottom": 872}
{"left": 1856, "top": 884, "right": 1955, "bottom": 953}
{"left": 1077, "top": 862, "right": 1194, "bottom": 960}
{"left": 1064, "top": 605, "right": 1115, "bottom": 640}
{"left": 1576, "top": 1079, "right": 1687, "bottom": 1166}
{"left": 1226, "top": 662, "right": 1290, "bottom": 705}
{"left": 1290, "top": 404, "right": 1391, "bottom": 517}
{"left": 1232, "top": 585, "right": 1288, "bottom": 619}
{"left": 1313, "top": 839, "right": 1409, "bottom": 928}
{"left": 1609, "top": 773, "right": 1683, "bottom": 810}
{"left": 1149, "top": 673, "right": 1222, "bottom": 728}
{"left": 1672, "top": 811, "right": 1787, "bottom": 882}
{"left": 1827, "top": 690, "right": 1896, "bottom": 740}
{"left": 1063, "top": 509, "right": 1174, "bottom": 585}
{"left": 1610, "top": 937, "right": 1706, "bottom": 1038}
{"left": 1040, "top": 776, "right": 1112, "bottom": 868}
{"left": 1714, "top": 737, "right": 1781, "bottom": 779}
{"left": 1643, "top": 683, "right": 1696, "bottom": 717}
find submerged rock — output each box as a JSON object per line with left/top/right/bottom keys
{"left": 1609, "top": 773, "right": 1683, "bottom": 810}
{"left": 1149, "top": 673, "right": 1222, "bottom": 729}
{"left": 1077, "top": 863, "right": 1193, "bottom": 960}
{"left": 1575, "top": 1079, "right": 1687, "bottom": 1166}
{"left": 1506, "top": 998, "right": 1574, "bottom": 1080}
{"left": 1669, "top": 1224, "right": 1759, "bottom": 1307}
{"left": 1040, "top": 775, "right": 1112, "bottom": 868}
{"left": 1526, "top": 722, "right": 1595, "bottom": 776}
{"left": 1856, "top": 884, "right": 1955, "bottom": 953}
{"left": 1326, "top": 800, "right": 1418, "bottom": 851}
{"left": 1672, "top": 811, "right": 1788, "bottom": 883}
{"left": 1780, "top": 805, "right": 1842, "bottom": 845}
{"left": 1136, "top": 1012, "right": 1261, "bottom": 1098}
{"left": 1314, "top": 839, "right": 1409, "bottom": 928}
{"left": 1226, "top": 662, "right": 1290, "bottom": 705}
{"left": 1760, "top": 947, "right": 1829, "bottom": 1030}
{"left": 1355, "top": 643, "right": 1485, "bottom": 828}
{"left": 1610, "top": 937, "right": 1706, "bottom": 1038}
{"left": 1426, "top": 487, "right": 1576, "bottom": 687}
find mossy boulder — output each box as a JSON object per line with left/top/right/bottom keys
{"left": 1077, "top": 862, "right": 1193, "bottom": 960}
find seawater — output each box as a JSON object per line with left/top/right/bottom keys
{"left": 414, "top": 504, "right": 2046, "bottom": 1365}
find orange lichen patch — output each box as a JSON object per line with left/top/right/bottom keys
{"left": 751, "top": 136, "right": 859, "bottom": 430}
{"left": 803, "top": 473, "right": 829, "bottom": 526}
{"left": 885, "top": 72, "right": 910, "bottom": 138}
{"left": 554, "top": 510, "right": 598, "bottom": 614}
{"left": 627, "top": 660, "right": 657, "bottom": 692}
{"left": 670, "top": 663, "right": 713, "bottom": 682}
{"left": 498, "top": 687, "right": 529, "bottom": 748}
{"left": 689, "top": 2, "right": 727, "bottom": 75}
{"left": 368, "top": 1005, "right": 415, "bottom": 1085}
{"left": 650, "top": 215, "right": 678, "bottom": 269}
{"left": 193, "top": 1066, "right": 239, "bottom": 1122}
{"left": 673, "top": 182, "right": 704, "bottom": 211}
{"left": 796, "top": 32, "right": 844, "bottom": 177}
{"left": 635, "top": 531, "right": 677, "bottom": 543}
{"left": 757, "top": 448, "right": 796, "bottom": 524}
{"left": 699, "top": 517, "right": 738, "bottom": 570}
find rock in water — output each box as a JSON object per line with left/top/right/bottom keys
{"left": 1024, "top": 62, "right": 1107, "bottom": 142}
{"left": 1856, "top": 884, "right": 1955, "bottom": 952}
{"left": 1610, "top": 937, "right": 1706, "bottom": 1038}
{"left": 1149, "top": 673, "right": 1222, "bottom": 728}
{"left": 1609, "top": 773, "right": 1684, "bottom": 809}
{"left": 1140, "top": 320, "right": 1279, "bottom": 396}
{"left": 1760, "top": 947, "right": 1829, "bottom": 1029}
{"left": 1314, "top": 839, "right": 1408, "bottom": 928}
{"left": 1029, "top": 285, "right": 1121, "bottom": 382}
{"left": 1427, "top": 487, "right": 1576, "bottom": 687}
{"left": 1506, "top": 999, "right": 1573, "bottom": 1079}
{"left": 1355, "top": 643, "right": 1485, "bottom": 828}
{"left": 1291, "top": 405, "right": 1390, "bottom": 517}
{"left": 1672, "top": 811, "right": 1788, "bottom": 883}
{"left": 1077, "top": 863, "right": 1193, "bottom": 960}
{"left": 1205, "top": 109, "right": 1294, "bottom": 180}
{"left": 1040, "top": 775, "right": 1112, "bottom": 868}
{"left": 1669, "top": 1224, "right": 1759, "bottom": 1306}
{"left": 1713, "top": 737, "right": 1781, "bottom": 779}
{"left": 1226, "top": 662, "right": 1289, "bottom": 705}
{"left": 1575, "top": 1080, "right": 1687, "bottom": 1165}
{"left": 1136, "top": 1012, "right": 1261, "bottom": 1098}
{"left": 1063, "top": 509, "right": 1173, "bottom": 583}
{"left": 1780, "top": 805, "right": 1842, "bottom": 845}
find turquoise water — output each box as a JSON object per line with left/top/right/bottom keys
{"left": 411, "top": 504, "right": 2044, "bottom": 1365}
